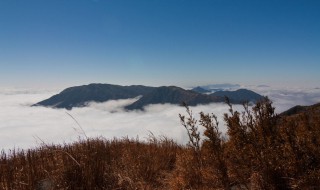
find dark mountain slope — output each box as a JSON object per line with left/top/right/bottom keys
{"left": 33, "top": 83, "right": 155, "bottom": 110}
{"left": 125, "top": 86, "right": 224, "bottom": 110}
{"left": 211, "top": 89, "right": 263, "bottom": 104}
{"left": 280, "top": 103, "right": 320, "bottom": 116}
{"left": 34, "top": 84, "right": 264, "bottom": 110}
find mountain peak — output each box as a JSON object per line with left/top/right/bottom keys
{"left": 210, "top": 89, "right": 263, "bottom": 104}
{"left": 34, "top": 84, "right": 264, "bottom": 110}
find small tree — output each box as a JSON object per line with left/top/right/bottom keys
{"left": 200, "top": 111, "right": 231, "bottom": 190}
{"left": 177, "top": 103, "right": 231, "bottom": 189}
{"left": 224, "top": 97, "right": 288, "bottom": 189}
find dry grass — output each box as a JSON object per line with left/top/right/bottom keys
{"left": 0, "top": 137, "right": 180, "bottom": 189}
{"left": 1, "top": 98, "right": 320, "bottom": 189}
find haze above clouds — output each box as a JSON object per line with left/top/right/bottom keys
{"left": 1, "top": 86, "right": 320, "bottom": 151}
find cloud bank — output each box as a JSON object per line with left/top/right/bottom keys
{"left": 0, "top": 86, "right": 319, "bottom": 151}
{"left": 248, "top": 85, "right": 320, "bottom": 112}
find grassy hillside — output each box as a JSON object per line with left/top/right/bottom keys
{"left": 1, "top": 98, "right": 320, "bottom": 189}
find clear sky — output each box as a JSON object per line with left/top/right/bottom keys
{"left": 0, "top": 0, "right": 319, "bottom": 88}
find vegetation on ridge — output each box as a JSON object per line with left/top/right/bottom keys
{"left": 1, "top": 98, "right": 320, "bottom": 189}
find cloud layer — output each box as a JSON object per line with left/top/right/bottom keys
{"left": 249, "top": 85, "right": 320, "bottom": 112}
{"left": 1, "top": 86, "right": 319, "bottom": 151}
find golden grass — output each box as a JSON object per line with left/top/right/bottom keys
{"left": 0, "top": 137, "right": 180, "bottom": 189}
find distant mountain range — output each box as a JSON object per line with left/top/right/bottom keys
{"left": 195, "top": 83, "right": 241, "bottom": 92}
{"left": 125, "top": 86, "right": 224, "bottom": 110}
{"left": 191, "top": 86, "right": 211, "bottom": 94}
{"left": 34, "top": 83, "right": 264, "bottom": 110}
{"left": 210, "top": 89, "right": 263, "bottom": 104}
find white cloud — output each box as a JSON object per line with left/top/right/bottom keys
{"left": 0, "top": 86, "right": 319, "bottom": 151}
{"left": 247, "top": 85, "right": 320, "bottom": 113}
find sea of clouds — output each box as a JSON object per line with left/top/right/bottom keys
{"left": 0, "top": 85, "right": 320, "bottom": 151}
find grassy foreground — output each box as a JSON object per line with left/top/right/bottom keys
{"left": 1, "top": 98, "right": 320, "bottom": 189}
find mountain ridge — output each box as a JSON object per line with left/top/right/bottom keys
{"left": 34, "top": 83, "right": 264, "bottom": 110}
{"left": 210, "top": 89, "right": 263, "bottom": 104}
{"left": 34, "top": 83, "right": 156, "bottom": 110}
{"left": 125, "top": 86, "right": 224, "bottom": 110}
{"left": 280, "top": 103, "right": 320, "bottom": 116}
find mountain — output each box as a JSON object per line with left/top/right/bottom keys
{"left": 125, "top": 86, "right": 224, "bottom": 110}
{"left": 191, "top": 86, "right": 211, "bottom": 94}
{"left": 34, "top": 84, "right": 264, "bottom": 110}
{"left": 280, "top": 103, "right": 320, "bottom": 116}
{"left": 210, "top": 89, "right": 263, "bottom": 104}
{"left": 33, "top": 83, "right": 155, "bottom": 110}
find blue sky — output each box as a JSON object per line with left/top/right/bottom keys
{"left": 0, "top": 0, "right": 319, "bottom": 88}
